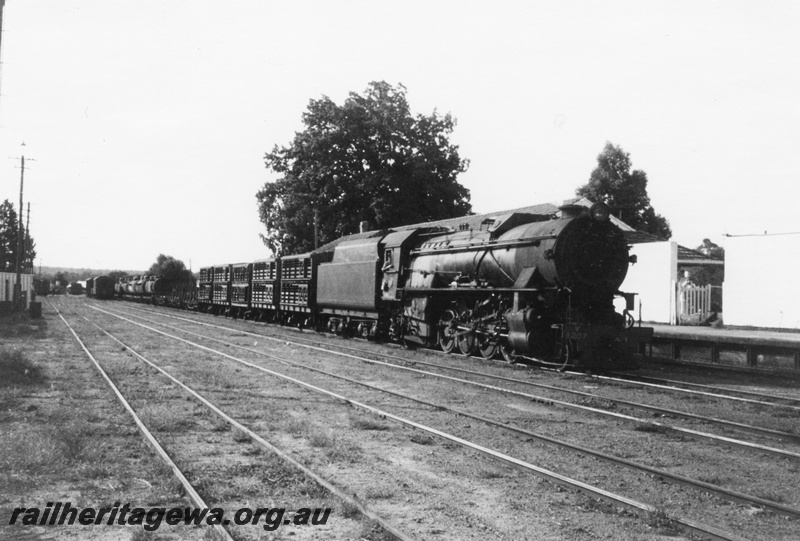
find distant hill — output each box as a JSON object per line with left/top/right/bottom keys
{"left": 38, "top": 266, "right": 143, "bottom": 279}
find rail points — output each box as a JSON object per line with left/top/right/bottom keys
{"left": 648, "top": 324, "right": 800, "bottom": 372}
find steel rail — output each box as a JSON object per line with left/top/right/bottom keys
{"left": 89, "top": 304, "right": 750, "bottom": 541}
{"left": 314, "top": 344, "right": 800, "bottom": 441}
{"left": 50, "top": 302, "right": 235, "bottom": 541}
{"left": 80, "top": 315, "right": 415, "bottom": 541}
{"left": 126, "top": 302, "right": 800, "bottom": 412}
{"left": 605, "top": 371, "right": 800, "bottom": 405}
{"left": 267, "top": 325, "right": 800, "bottom": 417}
{"left": 368, "top": 338, "right": 800, "bottom": 410}
{"left": 93, "top": 306, "right": 800, "bottom": 519}
{"left": 119, "top": 301, "right": 800, "bottom": 410}
{"left": 220, "top": 318, "right": 800, "bottom": 442}
{"left": 112, "top": 304, "right": 800, "bottom": 457}
{"left": 565, "top": 371, "right": 800, "bottom": 412}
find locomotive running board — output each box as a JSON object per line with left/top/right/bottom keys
{"left": 402, "top": 287, "right": 546, "bottom": 294}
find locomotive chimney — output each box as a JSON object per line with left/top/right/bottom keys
{"left": 359, "top": 220, "right": 370, "bottom": 233}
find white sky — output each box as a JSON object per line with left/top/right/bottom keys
{"left": 0, "top": 0, "right": 798, "bottom": 271}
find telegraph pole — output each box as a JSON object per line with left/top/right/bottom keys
{"left": 14, "top": 156, "right": 25, "bottom": 310}
{"left": 25, "top": 202, "right": 31, "bottom": 270}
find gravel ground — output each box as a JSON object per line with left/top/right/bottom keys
{"left": 4, "top": 297, "right": 799, "bottom": 540}
{"left": 2, "top": 300, "right": 376, "bottom": 541}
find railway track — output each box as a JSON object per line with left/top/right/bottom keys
{"left": 51, "top": 300, "right": 412, "bottom": 541}
{"left": 121, "top": 304, "right": 800, "bottom": 450}
{"left": 124, "top": 303, "right": 800, "bottom": 411}
{"left": 604, "top": 371, "right": 800, "bottom": 406}
{"left": 92, "top": 304, "right": 800, "bottom": 517}
{"left": 80, "top": 316, "right": 413, "bottom": 541}
{"left": 86, "top": 301, "right": 800, "bottom": 540}
{"left": 570, "top": 371, "right": 800, "bottom": 412}
{"left": 52, "top": 303, "right": 235, "bottom": 541}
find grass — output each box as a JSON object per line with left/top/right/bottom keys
{"left": 410, "top": 433, "right": 436, "bottom": 446}
{"left": 645, "top": 507, "right": 676, "bottom": 530}
{"left": 0, "top": 422, "right": 102, "bottom": 473}
{"left": 308, "top": 431, "right": 363, "bottom": 463}
{"left": 211, "top": 477, "right": 263, "bottom": 501}
{"left": 229, "top": 477, "right": 264, "bottom": 497}
{"left": 243, "top": 444, "right": 263, "bottom": 456}
{"left": 209, "top": 417, "right": 231, "bottom": 432}
{"left": 754, "top": 488, "right": 786, "bottom": 503}
{"left": 476, "top": 466, "right": 506, "bottom": 479}
{"left": 142, "top": 461, "right": 185, "bottom": 506}
{"left": 139, "top": 403, "right": 196, "bottom": 432}
{"left": 633, "top": 422, "right": 671, "bottom": 435}
{"left": 349, "top": 412, "right": 391, "bottom": 431}
{"left": 281, "top": 417, "right": 309, "bottom": 436}
{"left": 232, "top": 428, "right": 252, "bottom": 443}
{"left": 696, "top": 473, "right": 726, "bottom": 486}
{"left": 202, "top": 528, "right": 230, "bottom": 541}
{"left": 0, "top": 312, "right": 48, "bottom": 339}
{"left": 130, "top": 528, "right": 158, "bottom": 541}
{"left": 308, "top": 432, "right": 334, "bottom": 448}
{"left": 294, "top": 478, "right": 329, "bottom": 500}
{"left": 54, "top": 424, "right": 94, "bottom": 461}
{"left": 0, "top": 427, "right": 63, "bottom": 471}
{"left": 358, "top": 518, "right": 396, "bottom": 541}
{"left": 339, "top": 499, "right": 362, "bottom": 519}
{"left": 364, "top": 487, "right": 394, "bottom": 500}
{"left": 0, "top": 348, "right": 45, "bottom": 387}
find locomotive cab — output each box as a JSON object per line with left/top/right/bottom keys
{"left": 380, "top": 228, "right": 440, "bottom": 302}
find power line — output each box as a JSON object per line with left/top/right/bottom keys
{"left": 725, "top": 231, "right": 800, "bottom": 238}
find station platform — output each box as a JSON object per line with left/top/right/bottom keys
{"left": 650, "top": 324, "right": 800, "bottom": 347}
{"left": 645, "top": 323, "right": 800, "bottom": 371}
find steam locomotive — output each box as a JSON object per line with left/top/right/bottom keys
{"left": 185, "top": 201, "right": 652, "bottom": 369}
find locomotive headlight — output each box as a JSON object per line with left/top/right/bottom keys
{"left": 589, "top": 202, "right": 611, "bottom": 222}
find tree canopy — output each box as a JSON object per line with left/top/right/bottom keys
{"left": 576, "top": 143, "right": 672, "bottom": 240}
{"left": 256, "top": 81, "right": 472, "bottom": 255}
{"left": 687, "top": 238, "right": 725, "bottom": 287}
{"left": 107, "top": 270, "right": 130, "bottom": 283}
{"left": 147, "top": 254, "right": 192, "bottom": 283}
{"left": 0, "top": 200, "right": 36, "bottom": 272}
{"left": 696, "top": 238, "right": 724, "bottom": 260}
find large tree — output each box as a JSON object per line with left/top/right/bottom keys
{"left": 147, "top": 254, "right": 192, "bottom": 283}
{"left": 257, "top": 81, "right": 472, "bottom": 255}
{"left": 576, "top": 143, "right": 672, "bottom": 239}
{"left": 0, "top": 200, "right": 36, "bottom": 272}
